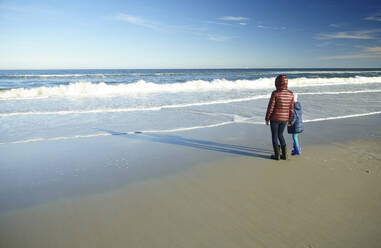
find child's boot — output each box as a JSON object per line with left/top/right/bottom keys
{"left": 296, "top": 144, "right": 302, "bottom": 155}
{"left": 291, "top": 143, "right": 297, "bottom": 156}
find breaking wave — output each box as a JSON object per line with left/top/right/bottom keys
{"left": 1, "top": 89, "right": 381, "bottom": 117}
{"left": 1, "top": 76, "right": 381, "bottom": 100}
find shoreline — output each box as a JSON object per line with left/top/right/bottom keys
{"left": 1, "top": 114, "right": 381, "bottom": 211}
{"left": 1, "top": 110, "right": 381, "bottom": 146}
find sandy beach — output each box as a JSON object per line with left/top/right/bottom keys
{"left": 1, "top": 115, "right": 381, "bottom": 248}
{"left": 2, "top": 0, "right": 381, "bottom": 246}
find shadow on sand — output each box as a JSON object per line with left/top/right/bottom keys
{"left": 97, "top": 129, "right": 272, "bottom": 159}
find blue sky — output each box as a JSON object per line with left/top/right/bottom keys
{"left": 0, "top": 0, "right": 381, "bottom": 69}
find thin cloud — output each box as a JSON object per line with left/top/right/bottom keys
{"left": 206, "top": 21, "right": 233, "bottom": 26}
{"left": 316, "top": 41, "right": 332, "bottom": 47}
{"left": 315, "top": 29, "right": 381, "bottom": 40}
{"left": 218, "top": 16, "right": 249, "bottom": 21}
{"left": 323, "top": 54, "right": 381, "bottom": 59}
{"left": 207, "top": 34, "right": 232, "bottom": 42}
{"left": 116, "top": 13, "right": 235, "bottom": 42}
{"left": 328, "top": 23, "right": 341, "bottom": 28}
{"left": 208, "top": 17, "right": 249, "bottom": 27}
{"left": 365, "top": 46, "right": 381, "bottom": 53}
{"left": 321, "top": 46, "right": 381, "bottom": 59}
{"left": 364, "top": 10, "right": 381, "bottom": 22}
{"left": 116, "top": 13, "right": 207, "bottom": 34}
{"left": 0, "top": 3, "right": 38, "bottom": 12}
{"left": 0, "top": 3, "right": 57, "bottom": 15}
{"left": 256, "top": 24, "right": 286, "bottom": 30}
{"left": 316, "top": 41, "right": 345, "bottom": 47}
{"left": 116, "top": 13, "right": 159, "bottom": 30}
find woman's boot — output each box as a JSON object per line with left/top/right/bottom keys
{"left": 271, "top": 145, "right": 280, "bottom": 160}
{"left": 280, "top": 145, "right": 287, "bottom": 160}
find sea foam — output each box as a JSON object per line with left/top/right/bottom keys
{"left": 1, "top": 89, "right": 381, "bottom": 117}
{"left": 1, "top": 76, "right": 381, "bottom": 100}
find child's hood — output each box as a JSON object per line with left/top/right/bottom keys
{"left": 294, "top": 101, "right": 302, "bottom": 110}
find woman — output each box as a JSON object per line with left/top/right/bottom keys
{"left": 265, "top": 75, "right": 294, "bottom": 160}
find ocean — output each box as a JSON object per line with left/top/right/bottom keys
{"left": 1, "top": 68, "right": 381, "bottom": 145}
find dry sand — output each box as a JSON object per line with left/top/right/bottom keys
{"left": 1, "top": 139, "right": 380, "bottom": 248}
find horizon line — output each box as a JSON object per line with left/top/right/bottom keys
{"left": 1, "top": 67, "right": 381, "bottom": 70}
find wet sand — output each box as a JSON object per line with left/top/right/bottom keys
{"left": 1, "top": 115, "right": 381, "bottom": 247}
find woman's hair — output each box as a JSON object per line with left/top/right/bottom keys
{"left": 294, "top": 93, "right": 298, "bottom": 102}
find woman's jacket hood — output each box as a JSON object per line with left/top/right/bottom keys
{"left": 275, "top": 75, "right": 288, "bottom": 90}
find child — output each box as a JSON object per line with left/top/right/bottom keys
{"left": 287, "top": 94, "right": 304, "bottom": 155}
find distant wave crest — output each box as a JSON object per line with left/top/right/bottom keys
{"left": 0, "top": 72, "right": 186, "bottom": 79}
{"left": 1, "top": 76, "right": 381, "bottom": 100}
{"left": 2, "top": 89, "right": 381, "bottom": 117}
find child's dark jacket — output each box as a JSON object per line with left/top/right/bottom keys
{"left": 287, "top": 101, "right": 304, "bottom": 134}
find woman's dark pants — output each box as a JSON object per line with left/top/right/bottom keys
{"left": 270, "top": 121, "right": 287, "bottom": 152}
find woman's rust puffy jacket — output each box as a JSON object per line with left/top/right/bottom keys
{"left": 265, "top": 75, "right": 294, "bottom": 122}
